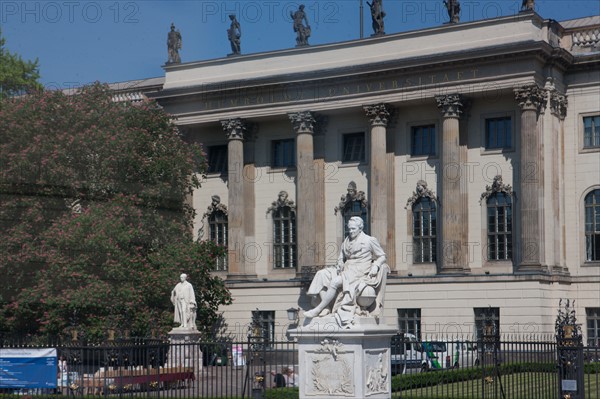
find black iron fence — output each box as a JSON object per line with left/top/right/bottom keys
{"left": 1, "top": 336, "right": 598, "bottom": 398}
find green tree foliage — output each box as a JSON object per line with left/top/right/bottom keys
{"left": 0, "top": 84, "right": 231, "bottom": 340}
{"left": 0, "top": 29, "right": 42, "bottom": 99}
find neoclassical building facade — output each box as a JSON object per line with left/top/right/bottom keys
{"left": 116, "top": 11, "right": 600, "bottom": 342}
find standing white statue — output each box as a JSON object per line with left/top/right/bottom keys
{"left": 304, "top": 216, "right": 389, "bottom": 327}
{"left": 171, "top": 273, "right": 197, "bottom": 329}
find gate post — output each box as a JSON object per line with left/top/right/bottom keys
{"left": 555, "top": 299, "right": 585, "bottom": 399}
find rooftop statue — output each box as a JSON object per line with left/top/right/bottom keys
{"left": 167, "top": 23, "right": 182, "bottom": 64}
{"left": 291, "top": 4, "right": 311, "bottom": 46}
{"left": 227, "top": 14, "right": 241, "bottom": 55}
{"left": 304, "top": 216, "right": 389, "bottom": 328}
{"left": 521, "top": 0, "right": 534, "bottom": 11}
{"left": 443, "top": 0, "right": 460, "bottom": 24}
{"left": 367, "top": 0, "right": 386, "bottom": 36}
{"left": 171, "top": 273, "right": 197, "bottom": 330}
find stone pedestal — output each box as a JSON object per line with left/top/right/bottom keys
{"left": 289, "top": 318, "right": 396, "bottom": 399}
{"left": 166, "top": 328, "right": 202, "bottom": 373}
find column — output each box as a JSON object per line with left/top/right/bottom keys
{"left": 514, "top": 85, "right": 547, "bottom": 271}
{"left": 243, "top": 125, "right": 258, "bottom": 277}
{"left": 435, "top": 94, "right": 468, "bottom": 274}
{"left": 289, "top": 112, "right": 317, "bottom": 272}
{"left": 221, "top": 118, "right": 248, "bottom": 279}
{"left": 364, "top": 103, "right": 391, "bottom": 253}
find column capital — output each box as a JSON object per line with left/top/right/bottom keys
{"left": 435, "top": 94, "right": 465, "bottom": 118}
{"left": 221, "top": 118, "right": 247, "bottom": 141}
{"left": 514, "top": 85, "right": 548, "bottom": 114}
{"left": 363, "top": 103, "right": 392, "bottom": 127}
{"left": 549, "top": 90, "right": 568, "bottom": 120}
{"left": 288, "top": 111, "right": 316, "bottom": 134}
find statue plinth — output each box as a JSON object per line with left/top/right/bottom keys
{"left": 289, "top": 317, "right": 396, "bottom": 399}
{"left": 166, "top": 328, "right": 202, "bottom": 373}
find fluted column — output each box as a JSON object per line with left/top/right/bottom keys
{"left": 364, "top": 103, "right": 391, "bottom": 253}
{"left": 436, "top": 94, "right": 468, "bottom": 274}
{"left": 289, "top": 112, "right": 317, "bottom": 271}
{"left": 514, "top": 85, "right": 547, "bottom": 271}
{"left": 221, "top": 118, "right": 248, "bottom": 279}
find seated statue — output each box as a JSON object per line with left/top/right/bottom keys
{"left": 304, "top": 216, "right": 389, "bottom": 327}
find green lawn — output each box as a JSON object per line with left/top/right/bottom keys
{"left": 393, "top": 372, "right": 599, "bottom": 399}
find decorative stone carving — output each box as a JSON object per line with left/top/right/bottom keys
{"left": 521, "top": 0, "right": 534, "bottom": 11}
{"left": 405, "top": 180, "right": 437, "bottom": 209}
{"left": 220, "top": 118, "right": 246, "bottom": 140}
{"left": 514, "top": 85, "right": 548, "bottom": 114}
{"left": 266, "top": 191, "right": 296, "bottom": 215}
{"left": 435, "top": 93, "right": 465, "bottom": 118}
{"left": 334, "top": 181, "right": 368, "bottom": 215}
{"left": 170, "top": 273, "right": 197, "bottom": 330}
{"left": 365, "top": 351, "right": 388, "bottom": 395}
{"left": 66, "top": 198, "right": 83, "bottom": 214}
{"left": 480, "top": 175, "right": 513, "bottom": 204}
{"left": 288, "top": 111, "right": 316, "bottom": 134}
{"left": 443, "top": 0, "right": 460, "bottom": 23}
{"left": 363, "top": 103, "right": 391, "bottom": 126}
{"left": 203, "top": 195, "right": 228, "bottom": 219}
{"left": 308, "top": 338, "right": 354, "bottom": 396}
{"left": 550, "top": 90, "right": 568, "bottom": 120}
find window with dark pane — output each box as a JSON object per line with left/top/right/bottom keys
{"left": 474, "top": 307, "right": 500, "bottom": 342}
{"left": 487, "top": 192, "right": 512, "bottom": 260}
{"left": 397, "top": 308, "right": 421, "bottom": 338}
{"left": 485, "top": 117, "right": 512, "bottom": 149}
{"left": 412, "top": 197, "right": 436, "bottom": 263}
{"left": 251, "top": 310, "right": 276, "bottom": 347}
{"left": 273, "top": 206, "right": 297, "bottom": 268}
{"left": 272, "top": 139, "right": 296, "bottom": 168}
{"left": 208, "top": 210, "right": 228, "bottom": 271}
{"left": 586, "top": 308, "right": 600, "bottom": 347}
{"left": 583, "top": 115, "right": 600, "bottom": 149}
{"left": 207, "top": 145, "right": 228, "bottom": 174}
{"left": 411, "top": 125, "right": 436, "bottom": 156}
{"left": 343, "top": 133, "right": 366, "bottom": 162}
{"left": 585, "top": 189, "right": 600, "bottom": 261}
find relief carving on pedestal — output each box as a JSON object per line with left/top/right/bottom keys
{"left": 365, "top": 350, "right": 388, "bottom": 395}
{"left": 307, "top": 338, "right": 354, "bottom": 396}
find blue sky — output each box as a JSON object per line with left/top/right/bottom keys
{"left": 2, "top": 1, "right": 599, "bottom": 89}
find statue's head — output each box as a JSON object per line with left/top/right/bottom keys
{"left": 170, "top": 23, "right": 176, "bottom": 31}
{"left": 299, "top": 4, "right": 305, "bottom": 10}
{"left": 179, "top": 273, "right": 187, "bottom": 282}
{"left": 347, "top": 216, "right": 364, "bottom": 239}
{"left": 278, "top": 191, "right": 288, "bottom": 202}
{"left": 229, "top": 14, "right": 236, "bottom": 21}
{"left": 211, "top": 195, "right": 221, "bottom": 205}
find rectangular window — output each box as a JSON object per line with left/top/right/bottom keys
{"left": 273, "top": 207, "right": 297, "bottom": 269}
{"left": 251, "top": 310, "right": 276, "bottom": 347}
{"left": 209, "top": 212, "right": 228, "bottom": 271}
{"left": 587, "top": 308, "right": 600, "bottom": 347}
{"left": 487, "top": 193, "right": 512, "bottom": 261}
{"left": 343, "top": 133, "right": 366, "bottom": 162}
{"left": 583, "top": 115, "right": 600, "bottom": 149}
{"left": 207, "top": 145, "right": 227, "bottom": 174}
{"left": 397, "top": 308, "right": 421, "bottom": 338}
{"left": 411, "top": 125, "right": 436, "bottom": 156}
{"left": 272, "top": 139, "right": 295, "bottom": 168}
{"left": 485, "top": 117, "right": 512, "bottom": 149}
{"left": 413, "top": 198, "right": 437, "bottom": 263}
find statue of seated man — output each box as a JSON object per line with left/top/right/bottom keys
{"left": 304, "top": 216, "right": 389, "bottom": 327}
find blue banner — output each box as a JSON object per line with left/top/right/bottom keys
{"left": 0, "top": 348, "right": 57, "bottom": 388}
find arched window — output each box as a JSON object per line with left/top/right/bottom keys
{"left": 268, "top": 191, "right": 297, "bottom": 269}
{"left": 487, "top": 192, "right": 512, "bottom": 261}
{"left": 585, "top": 189, "right": 600, "bottom": 261}
{"left": 204, "top": 195, "right": 228, "bottom": 271}
{"left": 413, "top": 197, "right": 437, "bottom": 263}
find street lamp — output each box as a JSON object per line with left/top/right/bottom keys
{"left": 287, "top": 307, "right": 299, "bottom": 323}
